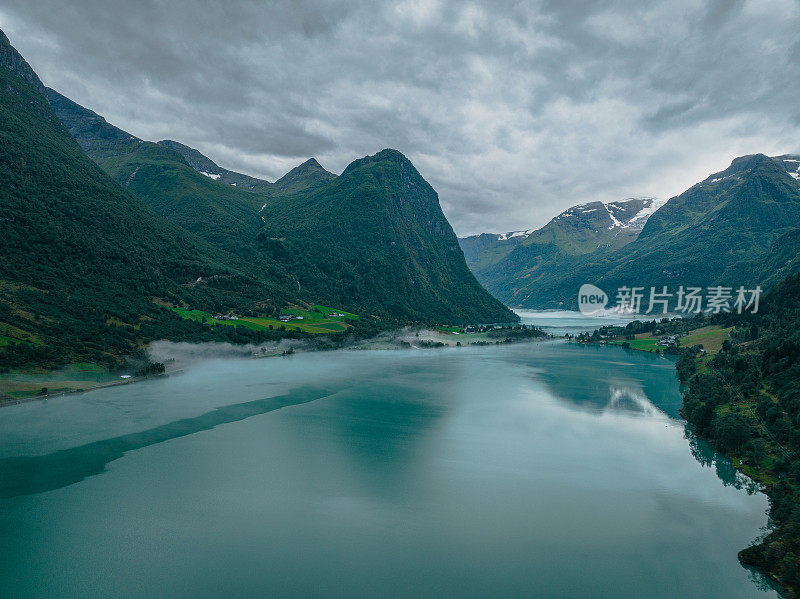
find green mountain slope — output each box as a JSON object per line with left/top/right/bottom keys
{"left": 676, "top": 272, "right": 800, "bottom": 594}
{"left": 44, "top": 88, "right": 273, "bottom": 251}
{"left": 472, "top": 157, "right": 800, "bottom": 308}
{"left": 157, "top": 139, "right": 274, "bottom": 193}
{"left": 0, "top": 37, "right": 292, "bottom": 366}
{"left": 45, "top": 79, "right": 512, "bottom": 324}
{"left": 460, "top": 197, "right": 664, "bottom": 301}
{"left": 271, "top": 158, "right": 337, "bottom": 195}
{"left": 95, "top": 141, "right": 269, "bottom": 250}
{"left": 257, "top": 149, "right": 516, "bottom": 323}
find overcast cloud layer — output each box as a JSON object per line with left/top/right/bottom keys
{"left": 2, "top": 0, "right": 799, "bottom": 235}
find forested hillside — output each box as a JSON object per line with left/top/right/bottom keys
{"left": 0, "top": 59, "right": 296, "bottom": 368}
{"left": 259, "top": 149, "right": 516, "bottom": 324}
{"left": 677, "top": 274, "right": 800, "bottom": 595}
{"left": 464, "top": 156, "right": 800, "bottom": 309}
{"left": 0, "top": 26, "right": 513, "bottom": 373}
{"left": 45, "top": 87, "right": 514, "bottom": 326}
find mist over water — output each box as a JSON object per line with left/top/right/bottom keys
{"left": 0, "top": 342, "right": 778, "bottom": 598}
{"left": 515, "top": 309, "right": 639, "bottom": 336}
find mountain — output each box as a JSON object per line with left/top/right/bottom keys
{"left": 773, "top": 155, "right": 800, "bottom": 180}
{"left": 271, "top": 158, "right": 337, "bottom": 195}
{"left": 44, "top": 87, "right": 141, "bottom": 159}
{"left": 44, "top": 90, "right": 335, "bottom": 251}
{"left": 460, "top": 197, "right": 665, "bottom": 293}
{"left": 43, "top": 65, "right": 512, "bottom": 325}
{"left": 157, "top": 140, "right": 336, "bottom": 196}
{"left": 0, "top": 31, "right": 295, "bottom": 367}
{"left": 157, "top": 139, "right": 273, "bottom": 193}
{"left": 470, "top": 154, "right": 800, "bottom": 308}
{"left": 0, "top": 29, "right": 45, "bottom": 94}
{"left": 258, "top": 149, "right": 516, "bottom": 323}
{"left": 45, "top": 91, "right": 271, "bottom": 252}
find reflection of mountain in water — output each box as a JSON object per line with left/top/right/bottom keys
{"left": 523, "top": 344, "right": 762, "bottom": 499}
{"left": 518, "top": 343, "right": 684, "bottom": 417}
{"left": 605, "top": 386, "right": 666, "bottom": 418}
{"left": 274, "top": 371, "right": 455, "bottom": 497}
{"left": 686, "top": 430, "right": 761, "bottom": 495}
{"left": 0, "top": 386, "right": 338, "bottom": 499}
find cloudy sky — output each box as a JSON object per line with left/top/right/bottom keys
{"left": 2, "top": 0, "right": 799, "bottom": 235}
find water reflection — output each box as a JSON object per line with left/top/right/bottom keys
{"left": 605, "top": 386, "right": 666, "bottom": 417}
{"left": 0, "top": 342, "right": 778, "bottom": 598}
{"left": 524, "top": 343, "right": 764, "bottom": 500}
{"left": 685, "top": 429, "right": 762, "bottom": 495}
{"left": 518, "top": 343, "right": 682, "bottom": 417}
{"left": 0, "top": 385, "right": 338, "bottom": 498}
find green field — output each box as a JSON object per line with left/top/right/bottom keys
{"left": 625, "top": 337, "right": 660, "bottom": 351}
{"left": 608, "top": 325, "right": 731, "bottom": 354}
{"left": 0, "top": 322, "right": 42, "bottom": 347}
{"left": 311, "top": 305, "right": 360, "bottom": 320}
{"left": 679, "top": 326, "right": 731, "bottom": 354}
{"left": 170, "top": 305, "right": 356, "bottom": 334}
{"left": 609, "top": 337, "right": 660, "bottom": 351}
{"left": 0, "top": 363, "right": 121, "bottom": 400}
{"left": 435, "top": 326, "right": 465, "bottom": 334}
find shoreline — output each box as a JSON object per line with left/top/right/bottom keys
{"left": 0, "top": 373, "right": 156, "bottom": 408}
{"left": 0, "top": 329, "right": 555, "bottom": 408}
{"left": 2, "top": 332, "right": 784, "bottom": 595}
{"left": 587, "top": 337, "right": 792, "bottom": 598}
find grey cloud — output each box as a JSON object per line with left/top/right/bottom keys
{"left": 2, "top": 0, "right": 798, "bottom": 236}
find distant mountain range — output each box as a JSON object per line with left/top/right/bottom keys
{"left": 461, "top": 156, "right": 800, "bottom": 309}
{"left": 460, "top": 197, "right": 665, "bottom": 274}
{"left": 0, "top": 28, "right": 514, "bottom": 366}
{"left": 156, "top": 140, "right": 338, "bottom": 195}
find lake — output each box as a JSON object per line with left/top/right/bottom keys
{"left": 0, "top": 341, "right": 778, "bottom": 598}
{"left": 515, "top": 309, "right": 640, "bottom": 336}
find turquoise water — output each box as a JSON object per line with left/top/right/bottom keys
{"left": 515, "top": 309, "right": 639, "bottom": 336}
{"left": 0, "top": 342, "right": 778, "bottom": 598}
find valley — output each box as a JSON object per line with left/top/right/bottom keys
{"left": 1, "top": 14, "right": 800, "bottom": 599}
{"left": 0, "top": 28, "right": 514, "bottom": 379}
{"left": 462, "top": 156, "right": 800, "bottom": 310}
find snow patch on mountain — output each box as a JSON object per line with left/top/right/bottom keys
{"left": 474, "top": 197, "right": 665, "bottom": 242}
{"left": 200, "top": 171, "right": 221, "bottom": 180}
{"left": 626, "top": 198, "right": 668, "bottom": 229}
{"left": 556, "top": 198, "right": 663, "bottom": 231}
{"left": 497, "top": 228, "right": 535, "bottom": 241}
{"left": 782, "top": 158, "right": 800, "bottom": 180}
{"left": 603, "top": 203, "right": 624, "bottom": 229}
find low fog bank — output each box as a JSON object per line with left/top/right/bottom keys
{"left": 147, "top": 338, "right": 322, "bottom": 372}
{"left": 146, "top": 328, "right": 475, "bottom": 372}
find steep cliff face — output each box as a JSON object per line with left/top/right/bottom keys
{"left": 0, "top": 46, "right": 288, "bottom": 364}
{"left": 259, "top": 149, "right": 517, "bottom": 323}
{"left": 45, "top": 83, "right": 511, "bottom": 324}
{"left": 0, "top": 28, "right": 45, "bottom": 94}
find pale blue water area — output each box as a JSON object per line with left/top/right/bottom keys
{"left": 0, "top": 340, "right": 778, "bottom": 598}
{"left": 515, "top": 309, "right": 640, "bottom": 336}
